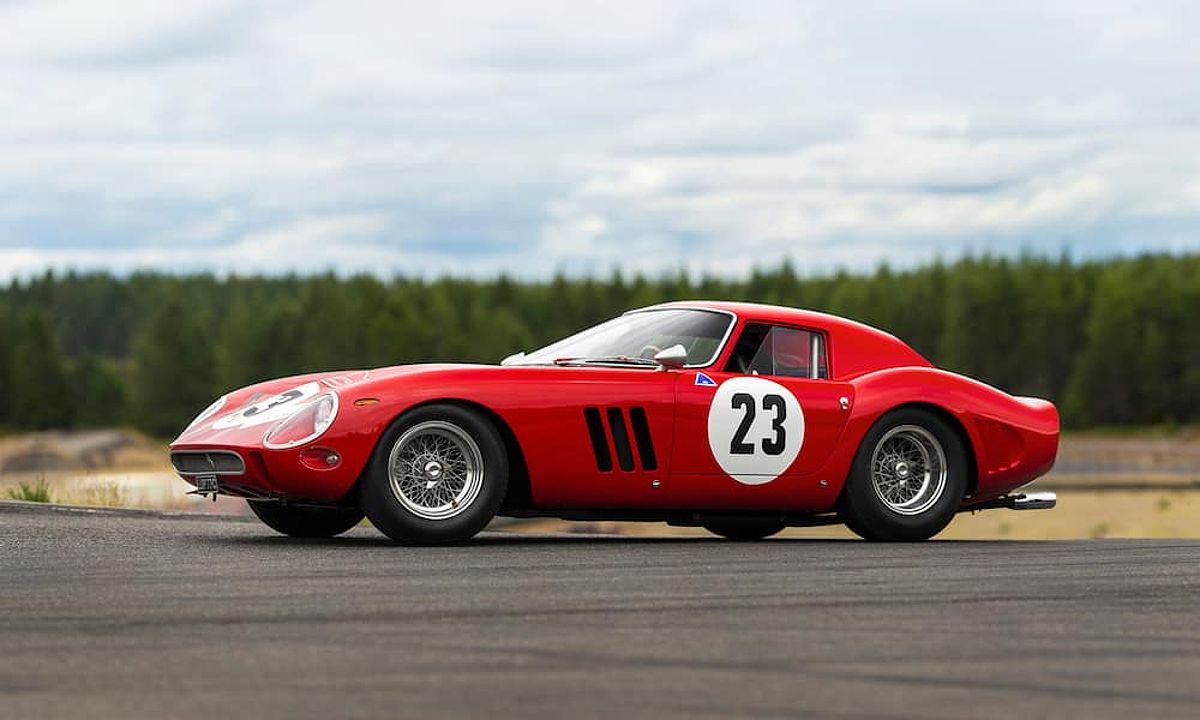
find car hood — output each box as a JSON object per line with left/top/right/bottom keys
{"left": 172, "top": 363, "right": 487, "bottom": 446}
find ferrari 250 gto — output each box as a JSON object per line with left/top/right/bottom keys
{"left": 170, "top": 301, "right": 1059, "bottom": 543}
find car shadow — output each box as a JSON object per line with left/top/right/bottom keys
{"left": 205, "top": 530, "right": 1040, "bottom": 548}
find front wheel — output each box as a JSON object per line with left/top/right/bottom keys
{"left": 838, "top": 408, "right": 967, "bottom": 541}
{"left": 360, "top": 404, "right": 508, "bottom": 545}
{"left": 248, "top": 501, "right": 364, "bottom": 538}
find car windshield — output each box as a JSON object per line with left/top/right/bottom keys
{"left": 514, "top": 309, "right": 733, "bottom": 367}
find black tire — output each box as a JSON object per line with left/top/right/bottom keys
{"left": 248, "top": 501, "right": 364, "bottom": 538}
{"left": 361, "top": 403, "right": 508, "bottom": 545}
{"left": 703, "top": 520, "right": 785, "bottom": 541}
{"left": 838, "top": 408, "right": 967, "bottom": 541}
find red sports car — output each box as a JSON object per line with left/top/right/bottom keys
{"left": 170, "top": 301, "right": 1058, "bottom": 543}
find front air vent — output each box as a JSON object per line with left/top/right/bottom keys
{"left": 170, "top": 451, "right": 246, "bottom": 476}
{"left": 584, "top": 407, "right": 658, "bottom": 473}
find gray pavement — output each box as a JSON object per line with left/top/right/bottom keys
{"left": 2, "top": 501, "right": 1199, "bottom": 719}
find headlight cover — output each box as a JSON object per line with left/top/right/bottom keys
{"left": 184, "top": 395, "right": 227, "bottom": 434}
{"left": 263, "top": 392, "right": 339, "bottom": 450}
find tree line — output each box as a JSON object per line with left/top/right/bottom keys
{"left": 0, "top": 253, "right": 1197, "bottom": 437}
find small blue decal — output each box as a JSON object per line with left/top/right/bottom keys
{"left": 695, "top": 372, "right": 717, "bottom": 387}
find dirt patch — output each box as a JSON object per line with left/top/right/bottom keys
{"left": 1056, "top": 432, "right": 1200, "bottom": 475}
{"left": 0, "top": 429, "right": 168, "bottom": 474}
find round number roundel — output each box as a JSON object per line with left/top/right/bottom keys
{"left": 706, "top": 376, "right": 805, "bottom": 485}
{"left": 211, "top": 381, "right": 322, "bottom": 431}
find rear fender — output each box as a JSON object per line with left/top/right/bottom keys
{"left": 812, "top": 367, "right": 1059, "bottom": 507}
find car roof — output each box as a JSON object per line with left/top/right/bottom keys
{"left": 637, "top": 300, "right": 933, "bottom": 379}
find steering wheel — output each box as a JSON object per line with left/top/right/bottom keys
{"left": 637, "top": 344, "right": 664, "bottom": 360}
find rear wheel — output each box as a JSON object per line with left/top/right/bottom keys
{"left": 838, "top": 408, "right": 967, "bottom": 541}
{"left": 248, "top": 501, "right": 364, "bottom": 538}
{"left": 361, "top": 404, "right": 508, "bottom": 545}
{"left": 703, "top": 520, "right": 785, "bottom": 541}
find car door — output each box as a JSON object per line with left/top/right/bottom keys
{"left": 668, "top": 322, "right": 854, "bottom": 511}
{"left": 509, "top": 366, "right": 677, "bottom": 509}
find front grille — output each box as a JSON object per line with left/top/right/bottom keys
{"left": 170, "top": 451, "right": 246, "bottom": 476}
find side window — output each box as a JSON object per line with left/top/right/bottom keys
{"left": 725, "top": 323, "right": 828, "bottom": 379}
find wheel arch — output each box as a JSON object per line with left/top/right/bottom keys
{"left": 846, "top": 401, "right": 979, "bottom": 501}
{"left": 357, "top": 397, "right": 532, "bottom": 512}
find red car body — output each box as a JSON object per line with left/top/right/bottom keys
{"left": 171, "top": 301, "right": 1058, "bottom": 526}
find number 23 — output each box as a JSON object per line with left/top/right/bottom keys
{"left": 730, "top": 392, "right": 787, "bottom": 456}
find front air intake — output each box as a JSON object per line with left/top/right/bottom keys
{"left": 170, "top": 451, "right": 246, "bottom": 475}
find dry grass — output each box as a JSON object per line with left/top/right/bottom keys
{"left": 941, "top": 490, "right": 1200, "bottom": 540}
{"left": 0, "top": 469, "right": 248, "bottom": 514}
{"left": 4, "top": 476, "right": 53, "bottom": 503}
{"left": 0, "top": 476, "right": 130, "bottom": 507}
{"left": 57, "top": 480, "right": 129, "bottom": 508}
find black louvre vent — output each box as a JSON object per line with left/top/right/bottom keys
{"left": 607, "top": 408, "right": 636, "bottom": 472}
{"left": 583, "top": 407, "right": 657, "bottom": 473}
{"left": 583, "top": 408, "right": 613, "bottom": 472}
{"left": 628, "top": 407, "right": 658, "bottom": 471}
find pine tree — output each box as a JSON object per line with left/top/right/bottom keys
{"left": 0, "top": 305, "right": 12, "bottom": 426}
{"left": 132, "top": 292, "right": 217, "bottom": 438}
{"left": 70, "top": 356, "right": 128, "bottom": 428}
{"left": 9, "top": 309, "right": 73, "bottom": 429}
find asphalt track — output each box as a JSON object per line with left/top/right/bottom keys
{"left": 2, "top": 502, "right": 1199, "bottom": 720}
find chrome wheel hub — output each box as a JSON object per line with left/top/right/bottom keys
{"left": 870, "top": 425, "right": 948, "bottom": 516}
{"left": 388, "top": 421, "right": 484, "bottom": 521}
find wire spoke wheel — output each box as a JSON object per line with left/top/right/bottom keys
{"left": 869, "top": 424, "right": 948, "bottom": 516}
{"left": 388, "top": 420, "right": 484, "bottom": 521}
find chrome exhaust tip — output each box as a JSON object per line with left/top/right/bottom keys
{"left": 1009, "top": 491, "right": 1057, "bottom": 511}
{"left": 966, "top": 491, "right": 1057, "bottom": 513}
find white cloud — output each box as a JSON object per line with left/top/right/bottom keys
{"left": 0, "top": 0, "right": 1198, "bottom": 280}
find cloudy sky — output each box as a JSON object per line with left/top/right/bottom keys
{"left": 1, "top": 0, "right": 1198, "bottom": 279}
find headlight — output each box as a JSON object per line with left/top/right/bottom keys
{"left": 184, "top": 395, "right": 227, "bottom": 433}
{"left": 263, "top": 393, "right": 339, "bottom": 450}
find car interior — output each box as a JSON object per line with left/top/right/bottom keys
{"left": 725, "top": 323, "right": 828, "bottom": 379}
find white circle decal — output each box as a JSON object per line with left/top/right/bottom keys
{"left": 706, "top": 376, "right": 805, "bottom": 485}
{"left": 211, "top": 382, "right": 322, "bottom": 430}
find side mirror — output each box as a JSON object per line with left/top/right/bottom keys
{"left": 500, "top": 351, "right": 526, "bottom": 366}
{"left": 653, "top": 344, "right": 688, "bottom": 370}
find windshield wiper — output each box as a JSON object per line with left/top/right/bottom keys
{"left": 552, "top": 355, "right": 660, "bottom": 367}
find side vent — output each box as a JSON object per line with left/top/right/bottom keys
{"left": 583, "top": 408, "right": 613, "bottom": 472}
{"left": 607, "top": 408, "right": 636, "bottom": 472}
{"left": 583, "top": 407, "right": 658, "bottom": 473}
{"left": 628, "top": 407, "right": 658, "bottom": 471}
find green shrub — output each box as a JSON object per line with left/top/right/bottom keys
{"left": 5, "top": 476, "right": 53, "bottom": 503}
